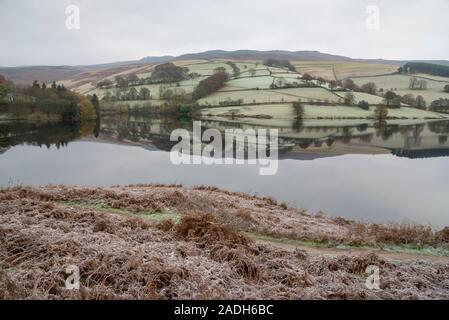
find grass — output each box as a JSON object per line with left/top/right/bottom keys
{"left": 184, "top": 62, "right": 234, "bottom": 76}
{"left": 198, "top": 87, "right": 342, "bottom": 106}
{"left": 58, "top": 200, "right": 181, "bottom": 223}
{"left": 293, "top": 61, "right": 399, "bottom": 81}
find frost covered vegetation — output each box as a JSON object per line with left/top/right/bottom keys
{"left": 1, "top": 185, "right": 449, "bottom": 300}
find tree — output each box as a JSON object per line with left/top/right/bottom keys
{"left": 128, "top": 87, "right": 139, "bottom": 100}
{"left": 263, "top": 59, "right": 296, "bottom": 72}
{"left": 403, "top": 62, "right": 449, "bottom": 78}
{"left": 357, "top": 100, "right": 370, "bottom": 110}
{"left": 415, "top": 95, "right": 427, "bottom": 110}
{"left": 401, "top": 94, "right": 416, "bottom": 106}
{"left": 51, "top": 81, "right": 57, "bottom": 90}
{"left": 375, "top": 105, "right": 389, "bottom": 120}
{"left": 344, "top": 92, "right": 355, "bottom": 105}
{"left": 0, "top": 75, "right": 10, "bottom": 99}
{"left": 193, "top": 72, "right": 229, "bottom": 100}
{"left": 127, "top": 73, "right": 140, "bottom": 85}
{"left": 361, "top": 82, "right": 377, "bottom": 95}
{"left": 429, "top": 98, "right": 449, "bottom": 113}
{"left": 115, "top": 75, "right": 128, "bottom": 88}
{"left": 302, "top": 73, "right": 313, "bottom": 82}
{"left": 32, "top": 80, "right": 40, "bottom": 89}
{"left": 409, "top": 77, "right": 427, "bottom": 90}
{"left": 384, "top": 91, "right": 397, "bottom": 107}
{"left": 418, "top": 79, "right": 428, "bottom": 90}
{"left": 317, "top": 77, "right": 326, "bottom": 86}
{"left": 249, "top": 69, "right": 256, "bottom": 77}
{"left": 139, "top": 87, "right": 151, "bottom": 100}
{"left": 329, "top": 80, "right": 338, "bottom": 91}
{"left": 161, "top": 89, "right": 174, "bottom": 100}
{"left": 214, "top": 67, "right": 227, "bottom": 74}
{"left": 97, "top": 79, "right": 113, "bottom": 89}
{"left": 342, "top": 79, "right": 356, "bottom": 91}
{"left": 444, "top": 84, "right": 449, "bottom": 93}
{"left": 151, "top": 63, "right": 189, "bottom": 83}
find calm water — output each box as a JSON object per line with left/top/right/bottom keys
{"left": 1, "top": 116, "right": 449, "bottom": 226}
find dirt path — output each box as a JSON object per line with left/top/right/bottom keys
{"left": 256, "top": 238, "right": 449, "bottom": 263}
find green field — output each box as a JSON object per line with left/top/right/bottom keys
{"left": 352, "top": 74, "right": 449, "bottom": 103}
{"left": 198, "top": 87, "right": 343, "bottom": 106}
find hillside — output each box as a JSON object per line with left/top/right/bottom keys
{"left": 4, "top": 50, "right": 449, "bottom": 86}
{"left": 67, "top": 59, "right": 448, "bottom": 120}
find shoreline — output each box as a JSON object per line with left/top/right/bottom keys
{"left": 1, "top": 184, "right": 449, "bottom": 299}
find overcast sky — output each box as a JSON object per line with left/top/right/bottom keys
{"left": 0, "top": 0, "right": 448, "bottom": 66}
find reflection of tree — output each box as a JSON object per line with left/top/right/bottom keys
{"left": 438, "top": 135, "right": 448, "bottom": 145}
{"left": 375, "top": 123, "right": 400, "bottom": 141}
{"left": 299, "top": 141, "right": 312, "bottom": 149}
{"left": 359, "top": 134, "right": 373, "bottom": 143}
{"left": 428, "top": 121, "right": 449, "bottom": 134}
{"left": 357, "top": 124, "right": 369, "bottom": 132}
{"left": 0, "top": 121, "right": 95, "bottom": 149}
{"left": 292, "top": 117, "right": 303, "bottom": 132}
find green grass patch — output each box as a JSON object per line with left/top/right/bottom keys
{"left": 58, "top": 200, "right": 181, "bottom": 223}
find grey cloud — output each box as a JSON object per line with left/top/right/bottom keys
{"left": 0, "top": 0, "right": 448, "bottom": 66}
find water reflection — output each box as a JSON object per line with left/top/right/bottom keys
{"left": 1, "top": 116, "right": 449, "bottom": 225}
{"left": 1, "top": 116, "right": 449, "bottom": 159}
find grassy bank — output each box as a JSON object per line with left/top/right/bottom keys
{"left": 1, "top": 185, "right": 449, "bottom": 300}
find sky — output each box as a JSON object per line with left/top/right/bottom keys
{"left": 0, "top": 0, "right": 448, "bottom": 66}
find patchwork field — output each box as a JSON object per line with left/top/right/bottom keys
{"left": 51, "top": 59, "right": 449, "bottom": 121}
{"left": 293, "top": 61, "right": 399, "bottom": 81}
{"left": 199, "top": 87, "right": 342, "bottom": 106}
{"left": 352, "top": 74, "right": 449, "bottom": 103}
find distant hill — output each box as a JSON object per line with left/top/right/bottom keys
{"left": 2, "top": 50, "right": 448, "bottom": 85}
{"left": 0, "top": 66, "right": 85, "bottom": 85}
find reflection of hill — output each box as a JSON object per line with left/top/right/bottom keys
{"left": 96, "top": 116, "right": 449, "bottom": 160}
{"left": 5, "top": 115, "right": 442, "bottom": 160}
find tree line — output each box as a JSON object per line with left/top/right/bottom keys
{"left": 0, "top": 75, "right": 97, "bottom": 122}
{"left": 400, "top": 62, "right": 449, "bottom": 78}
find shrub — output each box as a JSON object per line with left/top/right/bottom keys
{"left": 357, "top": 100, "right": 370, "bottom": 110}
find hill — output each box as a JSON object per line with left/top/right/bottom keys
{"left": 3, "top": 50, "right": 449, "bottom": 86}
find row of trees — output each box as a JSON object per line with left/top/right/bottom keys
{"left": 104, "top": 87, "right": 151, "bottom": 101}
{"left": 429, "top": 98, "right": 449, "bottom": 113}
{"left": 409, "top": 77, "right": 428, "bottom": 90}
{"left": 0, "top": 74, "right": 97, "bottom": 122}
{"left": 193, "top": 72, "right": 229, "bottom": 100}
{"left": 263, "top": 59, "right": 296, "bottom": 72}
{"left": 400, "top": 62, "right": 449, "bottom": 78}
{"left": 97, "top": 63, "right": 192, "bottom": 89}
